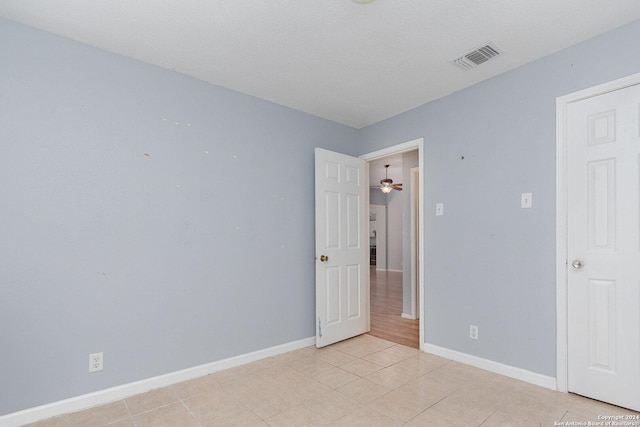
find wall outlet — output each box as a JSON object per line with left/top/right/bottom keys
{"left": 521, "top": 192, "right": 533, "bottom": 208}
{"left": 470, "top": 325, "right": 479, "bottom": 340}
{"left": 89, "top": 352, "right": 103, "bottom": 373}
{"left": 436, "top": 203, "right": 444, "bottom": 216}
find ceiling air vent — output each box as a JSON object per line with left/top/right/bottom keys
{"left": 451, "top": 42, "right": 502, "bottom": 70}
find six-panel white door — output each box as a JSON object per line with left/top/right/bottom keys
{"left": 315, "top": 148, "right": 370, "bottom": 348}
{"left": 567, "top": 84, "right": 640, "bottom": 411}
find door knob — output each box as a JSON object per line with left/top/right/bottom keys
{"left": 320, "top": 255, "right": 329, "bottom": 262}
{"left": 571, "top": 259, "right": 583, "bottom": 270}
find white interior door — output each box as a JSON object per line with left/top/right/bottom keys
{"left": 315, "top": 148, "right": 370, "bottom": 348}
{"left": 566, "top": 83, "right": 640, "bottom": 411}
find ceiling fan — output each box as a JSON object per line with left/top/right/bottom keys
{"left": 379, "top": 164, "right": 402, "bottom": 193}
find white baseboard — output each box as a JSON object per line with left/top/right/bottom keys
{"left": 423, "top": 343, "right": 557, "bottom": 391}
{"left": 376, "top": 268, "right": 403, "bottom": 273}
{"left": 401, "top": 312, "right": 416, "bottom": 320}
{"left": 0, "top": 337, "right": 315, "bottom": 427}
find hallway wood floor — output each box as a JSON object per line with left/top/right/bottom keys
{"left": 368, "top": 268, "right": 419, "bottom": 348}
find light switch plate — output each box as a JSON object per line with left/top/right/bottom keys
{"left": 521, "top": 193, "right": 532, "bottom": 209}
{"left": 436, "top": 203, "right": 444, "bottom": 216}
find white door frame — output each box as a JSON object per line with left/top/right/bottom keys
{"left": 410, "top": 167, "right": 420, "bottom": 319}
{"left": 556, "top": 72, "right": 640, "bottom": 392}
{"left": 360, "top": 137, "right": 425, "bottom": 350}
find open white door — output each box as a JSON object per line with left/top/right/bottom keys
{"left": 566, "top": 83, "right": 640, "bottom": 411}
{"left": 315, "top": 148, "right": 370, "bottom": 348}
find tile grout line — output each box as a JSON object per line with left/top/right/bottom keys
{"left": 121, "top": 398, "right": 133, "bottom": 425}
{"left": 398, "top": 385, "right": 454, "bottom": 424}
{"left": 177, "top": 399, "right": 203, "bottom": 427}
{"left": 477, "top": 408, "right": 500, "bottom": 427}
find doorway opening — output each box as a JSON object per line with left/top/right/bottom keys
{"left": 360, "top": 138, "right": 424, "bottom": 350}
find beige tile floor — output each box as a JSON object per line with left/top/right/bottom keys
{"left": 25, "top": 335, "right": 639, "bottom": 427}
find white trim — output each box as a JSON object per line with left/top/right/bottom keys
{"left": 360, "top": 138, "right": 423, "bottom": 160}
{"left": 555, "top": 72, "right": 640, "bottom": 394}
{"left": 555, "top": 88, "right": 570, "bottom": 394}
{"left": 401, "top": 313, "right": 415, "bottom": 320}
{"left": 360, "top": 137, "right": 425, "bottom": 351}
{"left": 379, "top": 268, "right": 403, "bottom": 273}
{"left": 410, "top": 167, "right": 420, "bottom": 320}
{"left": 0, "top": 337, "right": 315, "bottom": 427}
{"left": 425, "top": 343, "right": 557, "bottom": 391}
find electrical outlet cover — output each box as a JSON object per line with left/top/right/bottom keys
{"left": 470, "top": 325, "right": 479, "bottom": 340}
{"left": 89, "top": 352, "right": 103, "bottom": 372}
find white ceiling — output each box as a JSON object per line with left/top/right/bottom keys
{"left": 2, "top": 1, "right": 640, "bottom": 128}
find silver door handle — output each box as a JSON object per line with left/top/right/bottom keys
{"left": 571, "top": 259, "right": 583, "bottom": 270}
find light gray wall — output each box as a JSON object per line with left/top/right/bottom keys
{"left": 369, "top": 191, "right": 386, "bottom": 269}
{"left": 368, "top": 202, "right": 386, "bottom": 269}
{"left": 369, "top": 189, "right": 402, "bottom": 271}
{"left": 369, "top": 188, "right": 387, "bottom": 206}
{"left": 385, "top": 190, "right": 403, "bottom": 272}
{"left": 0, "top": 18, "right": 359, "bottom": 415}
{"left": 357, "top": 20, "right": 640, "bottom": 377}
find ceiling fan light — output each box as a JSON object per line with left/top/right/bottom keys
{"left": 380, "top": 164, "right": 393, "bottom": 193}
